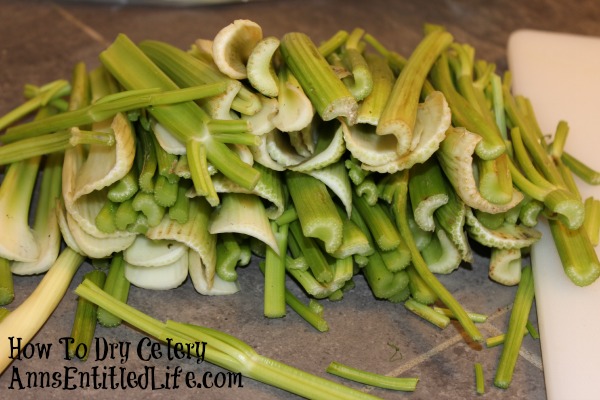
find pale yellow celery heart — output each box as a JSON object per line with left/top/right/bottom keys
{"left": 124, "top": 250, "right": 188, "bottom": 290}
{"left": 437, "top": 127, "right": 524, "bottom": 214}
{"left": 208, "top": 193, "right": 279, "bottom": 255}
{"left": 306, "top": 161, "right": 353, "bottom": 218}
{"left": 146, "top": 197, "right": 216, "bottom": 288}
{"left": 362, "top": 91, "right": 452, "bottom": 173}
{"left": 188, "top": 248, "right": 240, "bottom": 295}
{"left": 124, "top": 235, "right": 188, "bottom": 268}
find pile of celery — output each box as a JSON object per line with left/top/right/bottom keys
{"left": 1, "top": 20, "right": 599, "bottom": 396}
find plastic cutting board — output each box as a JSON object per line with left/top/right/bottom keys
{"left": 508, "top": 29, "right": 600, "bottom": 400}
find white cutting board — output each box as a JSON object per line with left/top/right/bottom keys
{"left": 508, "top": 30, "right": 600, "bottom": 400}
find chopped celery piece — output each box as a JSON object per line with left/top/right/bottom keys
{"left": 326, "top": 361, "right": 418, "bottom": 392}
{"left": 494, "top": 265, "right": 535, "bottom": 389}
{"left": 0, "top": 259, "right": 14, "bottom": 306}
{"left": 286, "top": 171, "right": 343, "bottom": 254}
{"left": 69, "top": 269, "right": 106, "bottom": 360}
{"left": 97, "top": 253, "right": 131, "bottom": 327}
{"left": 404, "top": 298, "right": 450, "bottom": 329}
{"left": 263, "top": 222, "right": 289, "bottom": 318}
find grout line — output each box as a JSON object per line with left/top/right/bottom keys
{"left": 363, "top": 302, "right": 543, "bottom": 394}
{"left": 52, "top": 3, "right": 110, "bottom": 47}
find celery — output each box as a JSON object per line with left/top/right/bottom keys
{"left": 263, "top": 222, "right": 289, "bottom": 318}
{"left": 0, "top": 258, "right": 13, "bottom": 306}
{"left": 408, "top": 157, "right": 449, "bottom": 232}
{"left": 474, "top": 362, "right": 485, "bottom": 395}
{"left": 377, "top": 28, "right": 453, "bottom": 156}
{"left": 583, "top": 197, "right": 600, "bottom": 246}
{"left": 433, "top": 306, "right": 488, "bottom": 323}
{"left": 356, "top": 52, "right": 394, "bottom": 125}
{"left": 280, "top": 32, "right": 358, "bottom": 123}
{"left": 286, "top": 171, "right": 343, "bottom": 253}
{"left": 406, "top": 264, "right": 437, "bottom": 305}
{"left": 352, "top": 192, "right": 401, "bottom": 252}
{"left": 0, "top": 249, "right": 85, "bottom": 374}
{"left": 404, "top": 298, "right": 450, "bottom": 329}
{"left": 326, "top": 361, "right": 418, "bottom": 392}
{"left": 289, "top": 221, "right": 333, "bottom": 284}
{"left": 69, "top": 269, "right": 106, "bottom": 360}
{"left": 75, "top": 279, "right": 381, "bottom": 400}
{"left": 494, "top": 265, "right": 535, "bottom": 389}
{"left": 99, "top": 34, "right": 260, "bottom": 198}
{"left": 216, "top": 233, "right": 243, "bottom": 282}
{"left": 388, "top": 171, "right": 483, "bottom": 342}
{"left": 139, "top": 39, "right": 261, "bottom": 115}
{"left": 97, "top": 253, "right": 131, "bottom": 327}
{"left": 0, "top": 79, "right": 70, "bottom": 131}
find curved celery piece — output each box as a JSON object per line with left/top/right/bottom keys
{"left": 210, "top": 163, "right": 285, "bottom": 220}
{"left": 421, "top": 228, "right": 462, "bottom": 275}
{"left": 351, "top": 91, "right": 451, "bottom": 173}
{"left": 280, "top": 32, "right": 358, "bottom": 124}
{"left": 408, "top": 158, "right": 449, "bottom": 232}
{"left": 376, "top": 29, "right": 453, "bottom": 157}
{"left": 363, "top": 251, "right": 409, "bottom": 300}
{"left": 247, "top": 36, "right": 280, "bottom": 97}
{"left": 107, "top": 166, "right": 139, "bottom": 203}
{"left": 271, "top": 66, "right": 314, "bottom": 133}
{"left": 437, "top": 127, "right": 523, "bottom": 213}
{"left": 337, "top": 28, "right": 373, "bottom": 101}
{"left": 548, "top": 219, "right": 600, "bottom": 287}
{"left": 188, "top": 249, "right": 240, "bottom": 296}
{"left": 216, "top": 233, "right": 243, "bottom": 282}
{"left": 465, "top": 208, "right": 541, "bottom": 250}
{"left": 11, "top": 152, "right": 63, "bottom": 275}
{"left": 489, "top": 248, "right": 522, "bottom": 286}
{"left": 306, "top": 160, "right": 353, "bottom": 217}
{"left": 124, "top": 235, "right": 187, "bottom": 268}
{"left": 209, "top": 193, "right": 278, "bottom": 256}
{"left": 124, "top": 250, "right": 188, "bottom": 291}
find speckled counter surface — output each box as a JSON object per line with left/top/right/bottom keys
{"left": 2, "top": 0, "right": 600, "bottom": 399}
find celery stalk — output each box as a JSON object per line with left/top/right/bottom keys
{"left": 280, "top": 32, "right": 358, "bottom": 123}
{"left": 69, "top": 269, "right": 106, "bottom": 360}
{"left": 494, "top": 265, "right": 535, "bottom": 388}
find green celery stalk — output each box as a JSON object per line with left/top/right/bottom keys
{"left": 494, "top": 265, "right": 535, "bottom": 388}
{"left": 97, "top": 253, "right": 131, "bottom": 327}
{"left": 326, "top": 361, "right": 418, "bottom": 392}
{"left": 280, "top": 32, "right": 358, "bottom": 123}
{"left": 69, "top": 269, "right": 107, "bottom": 360}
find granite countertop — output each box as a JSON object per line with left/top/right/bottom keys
{"left": 2, "top": 0, "right": 600, "bottom": 399}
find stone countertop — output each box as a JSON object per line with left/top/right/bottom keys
{"left": 2, "top": 0, "right": 600, "bottom": 399}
